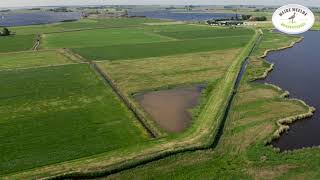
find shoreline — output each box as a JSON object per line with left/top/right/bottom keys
{"left": 252, "top": 32, "right": 317, "bottom": 152}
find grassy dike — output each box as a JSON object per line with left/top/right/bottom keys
{"left": 105, "top": 30, "right": 319, "bottom": 179}
{"left": 2, "top": 30, "right": 260, "bottom": 179}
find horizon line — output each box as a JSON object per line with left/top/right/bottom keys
{"left": 2, "top": 4, "right": 320, "bottom": 9}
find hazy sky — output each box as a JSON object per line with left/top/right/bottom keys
{"left": 1, "top": 0, "right": 320, "bottom": 8}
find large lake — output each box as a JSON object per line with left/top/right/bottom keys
{"left": 0, "top": 12, "right": 81, "bottom": 26}
{"left": 0, "top": 10, "right": 236, "bottom": 27}
{"left": 262, "top": 31, "right": 320, "bottom": 151}
{"left": 129, "top": 10, "right": 238, "bottom": 21}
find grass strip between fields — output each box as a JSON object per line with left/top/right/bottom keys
{"left": 0, "top": 50, "right": 78, "bottom": 71}
{"left": 3, "top": 29, "right": 261, "bottom": 179}
{"left": 91, "top": 62, "right": 166, "bottom": 138}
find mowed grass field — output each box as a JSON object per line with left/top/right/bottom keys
{"left": 0, "top": 50, "right": 74, "bottom": 70}
{"left": 41, "top": 27, "right": 175, "bottom": 49}
{"left": 0, "top": 35, "right": 35, "bottom": 53}
{"left": 157, "top": 28, "right": 253, "bottom": 39}
{"left": 37, "top": 24, "right": 254, "bottom": 60}
{"left": 98, "top": 49, "right": 242, "bottom": 93}
{"left": 73, "top": 35, "right": 252, "bottom": 61}
{"left": 72, "top": 27, "right": 254, "bottom": 61}
{"left": 0, "top": 64, "right": 148, "bottom": 174}
{"left": 11, "top": 18, "right": 169, "bottom": 35}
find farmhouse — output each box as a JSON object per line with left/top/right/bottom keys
{"left": 207, "top": 20, "right": 244, "bottom": 26}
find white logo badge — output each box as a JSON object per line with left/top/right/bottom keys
{"left": 272, "top": 4, "right": 315, "bottom": 34}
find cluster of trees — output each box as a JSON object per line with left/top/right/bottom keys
{"left": 0, "top": 9, "right": 10, "bottom": 13}
{"left": 241, "top": 14, "right": 252, "bottom": 20}
{"left": 49, "top": 7, "right": 72, "bottom": 12}
{"left": 250, "top": 16, "right": 267, "bottom": 21}
{"left": 0, "top": 28, "right": 10, "bottom": 36}
{"left": 241, "top": 14, "right": 267, "bottom": 21}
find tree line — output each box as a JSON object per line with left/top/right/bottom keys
{"left": 0, "top": 27, "right": 11, "bottom": 36}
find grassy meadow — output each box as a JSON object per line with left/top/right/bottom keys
{"left": 41, "top": 27, "right": 175, "bottom": 49}
{"left": 312, "top": 22, "right": 320, "bottom": 30}
{"left": 157, "top": 28, "right": 253, "bottom": 39}
{"left": 98, "top": 49, "right": 242, "bottom": 93}
{"left": 11, "top": 18, "right": 169, "bottom": 35}
{"left": 0, "top": 64, "right": 148, "bottom": 174}
{"left": 73, "top": 35, "right": 252, "bottom": 61}
{"left": 0, "top": 35, "right": 36, "bottom": 53}
{"left": 0, "top": 50, "right": 74, "bottom": 70}
{"left": 252, "top": 29, "right": 301, "bottom": 56}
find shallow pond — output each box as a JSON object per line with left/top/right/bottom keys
{"left": 262, "top": 31, "right": 320, "bottom": 150}
{"left": 135, "top": 85, "right": 205, "bottom": 133}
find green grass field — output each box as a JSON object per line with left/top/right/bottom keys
{"left": 157, "top": 28, "right": 253, "bottom": 39}
{"left": 0, "top": 35, "right": 35, "bottom": 53}
{"left": 0, "top": 64, "right": 148, "bottom": 174}
{"left": 98, "top": 49, "right": 241, "bottom": 93}
{"left": 142, "top": 24, "right": 215, "bottom": 32}
{"left": 41, "top": 27, "right": 175, "bottom": 49}
{"left": 73, "top": 35, "right": 252, "bottom": 60}
{"left": 55, "top": 18, "right": 168, "bottom": 29}
{"left": 1, "top": 19, "right": 259, "bottom": 178}
{"left": 252, "top": 30, "right": 300, "bottom": 56}
{"left": 0, "top": 50, "right": 74, "bottom": 70}
{"left": 11, "top": 18, "right": 169, "bottom": 35}
{"left": 312, "top": 22, "right": 320, "bottom": 30}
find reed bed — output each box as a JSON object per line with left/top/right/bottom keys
{"left": 268, "top": 105, "right": 315, "bottom": 143}
{"left": 251, "top": 32, "right": 316, "bottom": 147}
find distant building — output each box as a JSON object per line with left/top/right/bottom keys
{"left": 206, "top": 19, "right": 244, "bottom": 26}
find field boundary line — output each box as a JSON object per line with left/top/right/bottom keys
{"left": 42, "top": 25, "right": 145, "bottom": 35}
{"left": 144, "top": 31, "right": 178, "bottom": 41}
{"left": 183, "top": 34, "right": 253, "bottom": 41}
{"left": 58, "top": 48, "right": 88, "bottom": 63}
{"left": 0, "top": 48, "right": 59, "bottom": 55}
{"left": 90, "top": 62, "right": 165, "bottom": 138}
{"left": 93, "top": 48, "right": 241, "bottom": 63}
{"left": 0, "top": 62, "right": 86, "bottom": 72}
{"left": 71, "top": 34, "right": 252, "bottom": 50}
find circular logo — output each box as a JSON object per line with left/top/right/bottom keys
{"left": 272, "top": 4, "right": 315, "bottom": 34}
